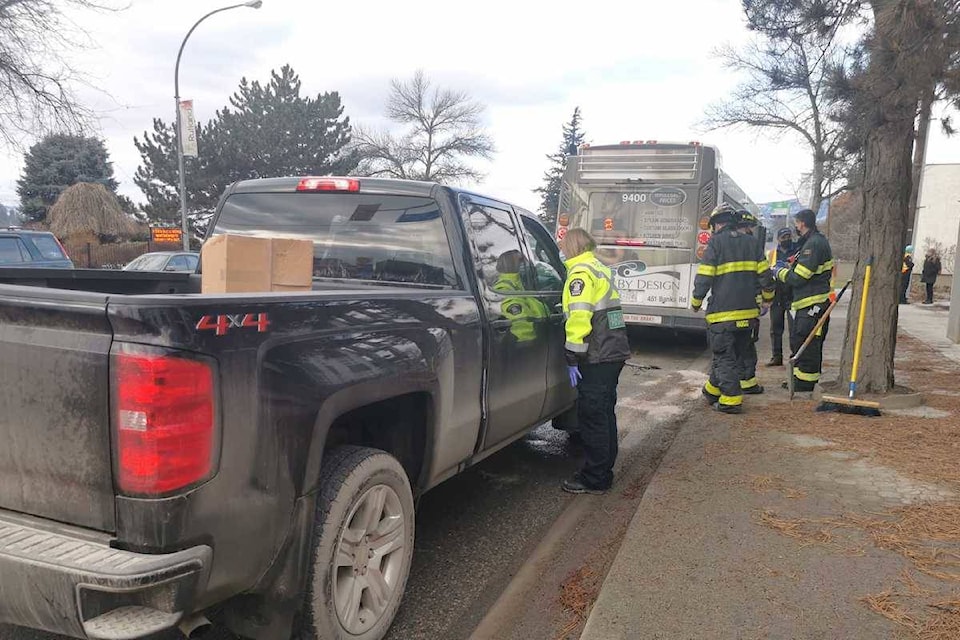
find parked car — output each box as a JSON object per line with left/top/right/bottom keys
{"left": 124, "top": 251, "right": 199, "bottom": 272}
{"left": 0, "top": 228, "right": 73, "bottom": 268}
{"left": 0, "top": 177, "right": 575, "bottom": 640}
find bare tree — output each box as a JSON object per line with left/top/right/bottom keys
{"left": 745, "top": 0, "right": 960, "bottom": 394}
{"left": 702, "top": 28, "right": 856, "bottom": 212}
{"left": 354, "top": 70, "right": 495, "bottom": 183}
{"left": 0, "top": 0, "right": 119, "bottom": 149}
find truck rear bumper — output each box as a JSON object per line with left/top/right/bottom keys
{"left": 0, "top": 511, "right": 211, "bottom": 640}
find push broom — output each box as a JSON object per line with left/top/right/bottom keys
{"left": 817, "top": 256, "right": 882, "bottom": 416}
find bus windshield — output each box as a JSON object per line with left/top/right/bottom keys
{"left": 586, "top": 188, "right": 698, "bottom": 249}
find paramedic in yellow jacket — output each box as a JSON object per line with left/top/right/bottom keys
{"left": 493, "top": 250, "right": 548, "bottom": 343}
{"left": 559, "top": 228, "right": 631, "bottom": 495}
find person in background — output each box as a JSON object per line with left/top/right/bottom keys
{"left": 921, "top": 248, "right": 943, "bottom": 305}
{"left": 560, "top": 228, "right": 631, "bottom": 495}
{"left": 900, "top": 245, "right": 915, "bottom": 304}
{"left": 766, "top": 228, "right": 798, "bottom": 366}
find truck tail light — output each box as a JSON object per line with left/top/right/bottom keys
{"left": 112, "top": 347, "right": 218, "bottom": 496}
{"left": 297, "top": 177, "right": 360, "bottom": 192}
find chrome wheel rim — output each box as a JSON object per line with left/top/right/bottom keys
{"left": 334, "top": 484, "right": 406, "bottom": 634}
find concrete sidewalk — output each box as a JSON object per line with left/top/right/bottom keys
{"left": 580, "top": 301, "right": 959, "bottom": 640}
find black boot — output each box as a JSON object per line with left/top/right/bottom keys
{"left": 766, "top": 355, "right": 783, "bottom": 367}
{"left": 714, "top": 403, "right": 743, "bottom": 415}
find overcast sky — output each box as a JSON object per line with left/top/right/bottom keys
{"left": 1, "top": 0, "right": 957, "bottom": 212}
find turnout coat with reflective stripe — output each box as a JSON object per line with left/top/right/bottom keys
{"left": 691, "top": 226, "right": 766, "bottom": 328}
{"left": 776, "top": 230, "right": 833, "bottom": 311}
{"left": 562, "top": 251, "right": 631, "bottom": 364}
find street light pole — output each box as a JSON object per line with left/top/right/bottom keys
{"left": 174, "top": 0, "right": 263, "bottom": 251}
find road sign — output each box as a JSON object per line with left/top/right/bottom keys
{"left": 151, "top": 227, "right": 183, "bottom": 244}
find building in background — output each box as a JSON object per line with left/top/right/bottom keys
{"left": 757, "top": 198, "right": 830, "bottom": 235}
{"left": 912, "top": 164, "right": 960, "bottom": 275}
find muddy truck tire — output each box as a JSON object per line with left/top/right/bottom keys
{"left": 299, "top": 446, "right": 415, "bottom": 640}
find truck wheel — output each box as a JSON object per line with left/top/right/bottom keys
{"left": 300, "top": 446, "right": 415, "bottom": 640}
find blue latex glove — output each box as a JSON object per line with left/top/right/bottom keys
{"left": 567, "top": 365, "right": 582, "bottom": 388}
{"left": 760, "top": 304, "right": 770, "bottom": 317}
{"left": 774, "top": 260, "right": 788, "bottom": 272}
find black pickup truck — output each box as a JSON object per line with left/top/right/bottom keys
{"left": 0, "top": 177, "right": 577, "bottom": 640}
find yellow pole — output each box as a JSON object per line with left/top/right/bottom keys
{"left": 849, "top": 258, "right": 872, "bottom": 398}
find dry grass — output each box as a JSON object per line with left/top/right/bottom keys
{"left": 48, "top": 182, "right": 141, "bottom": 240}
{"left": 742, "top": 335, "right": 960, "bottom": 491}
{"left": 733, "top": 475, "right": 808, "bottom": 499}
{"left": 556, "top": 566, "right": 599, "bottom": 639}
{"left": 758, "top": 505, "right": 960, "bottom": 638}
{"left": 862, "top": 590, "right": 919, "bottom": 628}
{"left": 742, "top": 333, "right": 960, "bottom": 638}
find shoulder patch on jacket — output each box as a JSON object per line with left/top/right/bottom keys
{"left": 569, "top": 278, "right": 585, "bottom": 296}
{"left": 802, "top": 249, "right": 812, "bottom": 255}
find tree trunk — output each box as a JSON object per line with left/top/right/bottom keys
{"left": 836, "top": 0, "right": 932, "bottom": 394}
{"left": 906, "top": 87, "right": 934, "bottom": 245}
{"left": 837, "top": 123, "right": 913, "bottom": 393}
{"left": 809, "top": 154, "right": 825, "bottom": 215}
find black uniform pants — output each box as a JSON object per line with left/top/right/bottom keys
{"left": 770, "top": 293, "right": 794, "bottom": 359}
{"left": 576, "top": 361, "right": 624, "bottom": 490}
{"left": 737, "top": 319, "right": 760, "bottom": 390}
{"left": 925, "top": 282, "right": 935, "bottom": 304}
{"left": 790, "top": 305, "right": 829, "bottom": 391}
{"left": 704, "top": 326, "right": 752, "bottom": 408}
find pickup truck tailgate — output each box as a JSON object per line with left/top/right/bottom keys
{"left": 0, "top": 288, "right": 116, "bottom": 532}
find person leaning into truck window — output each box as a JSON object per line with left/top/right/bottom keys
{"left": 560, "top": 228, "right": 631, "bottom": 495}
{"left": 493, "top": 250, "right": 548, "bottom": 343}
{"left": 775, "top": 208, "right": 834, "bottom": 392}
{"left": 692, "top": 204, "right": 764, "bottom": 414}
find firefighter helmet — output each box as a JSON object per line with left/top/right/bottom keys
{"left": 736, "top": 210, "right": 759, "bottom": 227}
{"left": 709, "top": 203, "right": 737, "bottom": 227}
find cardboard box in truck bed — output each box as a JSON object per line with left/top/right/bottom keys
{"left": 201, "top": 234, "right": 314, "bottom": 293}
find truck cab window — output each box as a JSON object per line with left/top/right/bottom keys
{"left": 518, "top": 215, "right": 565, "bottom": 292}
{"left": 462, "top": 199, "right": 534, "bottom": 292}
{"left": 212, "top": 193, "right": 460, "bottom": 289}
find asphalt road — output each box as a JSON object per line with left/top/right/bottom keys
{"left": 0, "top": 326, "right": 709, "bottom": 640}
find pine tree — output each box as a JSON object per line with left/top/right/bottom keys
{"left": 16, "top": 134, "right": 119, "bottom": 224}
{"left": 535, "top": 108, "right": 585, "bottom": 227}
{"left": 133, "top": 65, "right": 358, "bottom": 235}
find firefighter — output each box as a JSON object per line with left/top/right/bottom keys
{"left": 775, "top": 208, "right": 834, "bottom": 392}
{"left": 692, "top": 204, "right": 766, "bottom": 414}
{"left": 735, "top": 210, "right": 776, "bottom": 394}
{"left": 766, "top": 228, "right": 798, "bottom": 366}
{"left": 560, "top": 228, "right": 631, "bottom": 494}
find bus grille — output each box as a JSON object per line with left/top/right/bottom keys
{"left": 699, "top": 181, "right": 717, "bottom": 214}
{"left": 576, "top": 148, "right": 699, "bottom": 182}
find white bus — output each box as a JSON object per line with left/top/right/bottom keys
{"left": 555, "top": 141, "right": 761, "bottom": 330}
